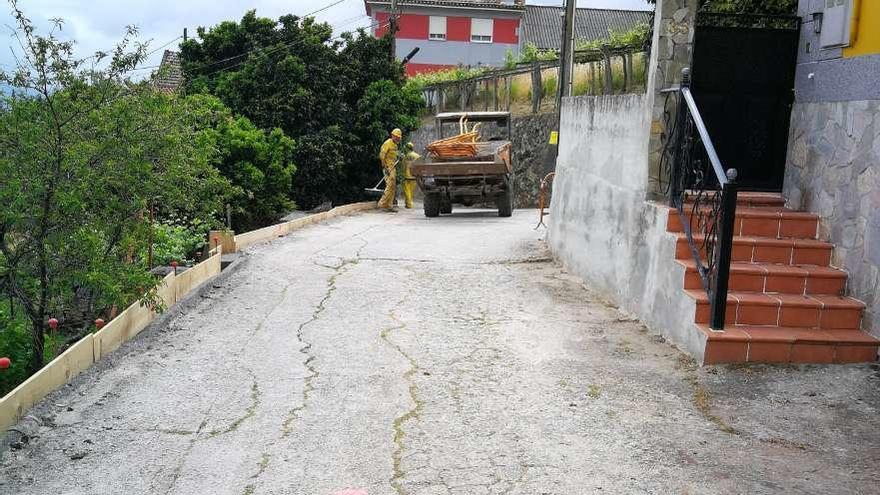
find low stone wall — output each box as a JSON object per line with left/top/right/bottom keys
{"left": 411, "top": 113, "right": 557, "bottom": 208}
{"left": 549, "top": 94, "right": 706, "bottom": 360}
{"left": 784, "top": 99, "right": 880, "bottom": 337}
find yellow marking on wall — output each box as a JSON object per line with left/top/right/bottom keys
{"left": 844, "top": 0, "right": 880, "bottom": 57}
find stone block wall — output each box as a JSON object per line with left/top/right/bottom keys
{"left": 784, "top": 100, "right": 880, "bottom": 337}
{"left": 645, "top": 0, "right": 699, "bottom": 198}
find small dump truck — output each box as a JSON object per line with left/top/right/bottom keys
{"left": 411, "top": 111, "right": 514, "bottom": 218}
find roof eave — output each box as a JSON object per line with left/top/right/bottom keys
{"left": 365, "top": 1, "right": 525, "bottom": 13}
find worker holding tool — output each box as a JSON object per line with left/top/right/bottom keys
{"left": 400, "top": 142, "right": 420, "bottom": 209}
{"left": 378, "top": 128, "right": 402, "bottom": 211}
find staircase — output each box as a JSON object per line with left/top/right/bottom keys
{"left": 667, "top": 192, "right": 880, "bottom": 364}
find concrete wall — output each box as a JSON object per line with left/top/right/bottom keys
{"left": 410, "top": 113, "right": 556, "bottom": 207}
{"left": 548, "top": 94, "right": 705, "bottom": 360}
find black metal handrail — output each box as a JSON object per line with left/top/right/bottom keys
{"left": 667, "top": 67, "right": 738, "bottom": 330}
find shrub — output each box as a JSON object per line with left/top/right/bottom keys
{"left": 0, "top": 302, "right": 32, "bottom": 396}
{"left": 152, "top": 221, "right": 209, "bottom": 266}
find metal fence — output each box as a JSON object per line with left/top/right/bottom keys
{"left": 420, "top": 46, "right": 650, "bottom": 116}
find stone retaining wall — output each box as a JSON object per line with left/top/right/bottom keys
{"left": 784, "top": 99, "right": 880, "bottom": 337}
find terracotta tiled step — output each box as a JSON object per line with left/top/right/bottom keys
{"left": 678, "top": 260, "right": 847, "bottom": 295}
{"left": 735, "top": 192, "right": 786, "bottom": 209}
{"left": 683, "top": 191, "right": 786, "bottom": 210}
{"left": 674, "top": 234, "right": 833, "bottom": 266}
{"left": 667, "top": 207, "right": 819, "bottom": 240}
{"left": 697, "top": 325, "right": 880, "bottom": 364}
{"left": 686, "top": 290, "right": 865, "bottom": 330}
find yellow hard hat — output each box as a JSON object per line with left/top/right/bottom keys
{"left": 391, "top": 128, "right": 402, "bottom": 138}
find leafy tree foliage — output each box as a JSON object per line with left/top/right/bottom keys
{"left": 290, "top": 126, "right": 347, "bottom": 209}
{"left": 700, "top": 0, "right": 798, "bottom": 14}
{"left": 0, "top": 3, "right": 233, "bottom": 373}
{"left": 180, "top": 11, "right": 423, "bottom": 209}
{"left": 183, "top": 94, "right": 297, "bottom": 231}
{"left": 647, "top": 0, "right": 798, "bottom": 15}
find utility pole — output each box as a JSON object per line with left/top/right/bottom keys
{"left": 390, "top": 0, "right": 399, "bottom": 61}
{"left": 556, "top": 0, "right": 576, "bottom": 109}
{"left": 551, "top": 0, "right": 576, "bottom": 169}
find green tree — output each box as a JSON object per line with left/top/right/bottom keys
{"left": 701, "top": 0, "right": 797, "bottom": 14}
{"left": 180, "top": 12, "right": 422, "bottom": 209}
{"left": 182, "top": 94, "right": 297, "bottom": 231}
{"left": 0, "top": 2, "right": 232, "bottom": 373}
{"left": 647, "top": 0, "right": 797, "bottom": 15}
{"left": 290, "top": 126, "right": 347, "bottom": 209}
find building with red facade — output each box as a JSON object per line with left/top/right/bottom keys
{"left": 365, "top": 0, "right": 526, "bottom": 76}
{"left": 364, "top": 0, "right": 652, "bottom": 76}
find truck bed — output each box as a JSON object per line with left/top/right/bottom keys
{"left": 410, "top": 161, "right": 509, "bottom": 177}
{"left": 412, "top": 142, "right": 511, "bottom": 177}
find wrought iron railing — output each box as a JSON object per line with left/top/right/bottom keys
{"left": 665, "top": 68, "right": 738, "bottom": 330}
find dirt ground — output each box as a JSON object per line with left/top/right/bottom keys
{"left": 2, "top": 208, "right": 879, "bottom": 494}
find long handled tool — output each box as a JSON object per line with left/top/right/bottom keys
{"left": 364, "top": 176, "right": 386, "bottom": 198}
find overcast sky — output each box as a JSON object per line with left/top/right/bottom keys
{"left": 0, "top": 0, "right": 652, "bottom": 75}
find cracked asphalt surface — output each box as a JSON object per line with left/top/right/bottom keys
{"left": 2, "top": 208, "right": 880, "bottom": 494}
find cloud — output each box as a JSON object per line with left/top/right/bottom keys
{"left": 0, "top": 0, "right": 650, "bottom": 76}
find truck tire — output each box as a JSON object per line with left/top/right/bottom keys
{"left": 440, "top": 197, "right": 452, "bottom": 214}
{"left": 424, "top": 193, "right": 441, "bottom": 217}
{"left": 497, "top": 178, "right": 514, "bottom": 217}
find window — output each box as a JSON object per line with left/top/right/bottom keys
{"left": 471, "top": 18, "right": 493, "bottom": 43}
{"left": 429, "top": 16, "right": 446, "bottom": 40}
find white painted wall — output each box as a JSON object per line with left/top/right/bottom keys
{"left": 549, "top": 94, "right": 706, "bottom": 359}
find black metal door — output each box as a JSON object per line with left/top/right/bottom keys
{"left": 690, "top": 13, "right": 800, "bottom": 191}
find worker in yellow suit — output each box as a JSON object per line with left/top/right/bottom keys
{"left": 401, "top": 142, "right": 420, "bottom": 209}
{"left": 378, "top": 128, "right": 402, "bottom": 211}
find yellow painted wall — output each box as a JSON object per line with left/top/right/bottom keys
{"left": 844, "top": 0, "right": 880, "bottom": 57}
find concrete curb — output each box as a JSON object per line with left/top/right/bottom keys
{"left": 0, "top": 202, "right": 375, "bottom": 437}
{"left": 149, "top": 252, "right": 249, "bottom": 333}
{"left": 0, "top": 249, "right": 227, "bottom": 436}
{"left": 233, "top": 202, "right": 377, "bottom": 251}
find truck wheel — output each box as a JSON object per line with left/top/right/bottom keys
{"left": 440, "top": 197, "right": 452, "bottom": 214}
{"left": 424, "top": 194, "right": 441, "bottom": 217}
{"left": 497, "top": 179, "right": 514, "bottom": 217}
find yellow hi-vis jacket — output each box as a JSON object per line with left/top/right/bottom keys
{"left": 379, "top": 138, "right": 399, "bottom": 172}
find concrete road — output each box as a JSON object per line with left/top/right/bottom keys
{"left": 2, "top": 208, "right": 880, "bottom": 495}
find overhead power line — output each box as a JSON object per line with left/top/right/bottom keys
{"left": 129, "top": 0, "right": 356, "bottom": 76}
{"left": 196, "top": 17, "right": 390, "bottom": 79}
{"left": 145, "top": 35, "right": 183, "bottom": 57}
{"left": 193, "top": 10, "right": 374, "bottom": 75}
{"left": 302, "top": 0, "right": 352, "bottom": 18}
